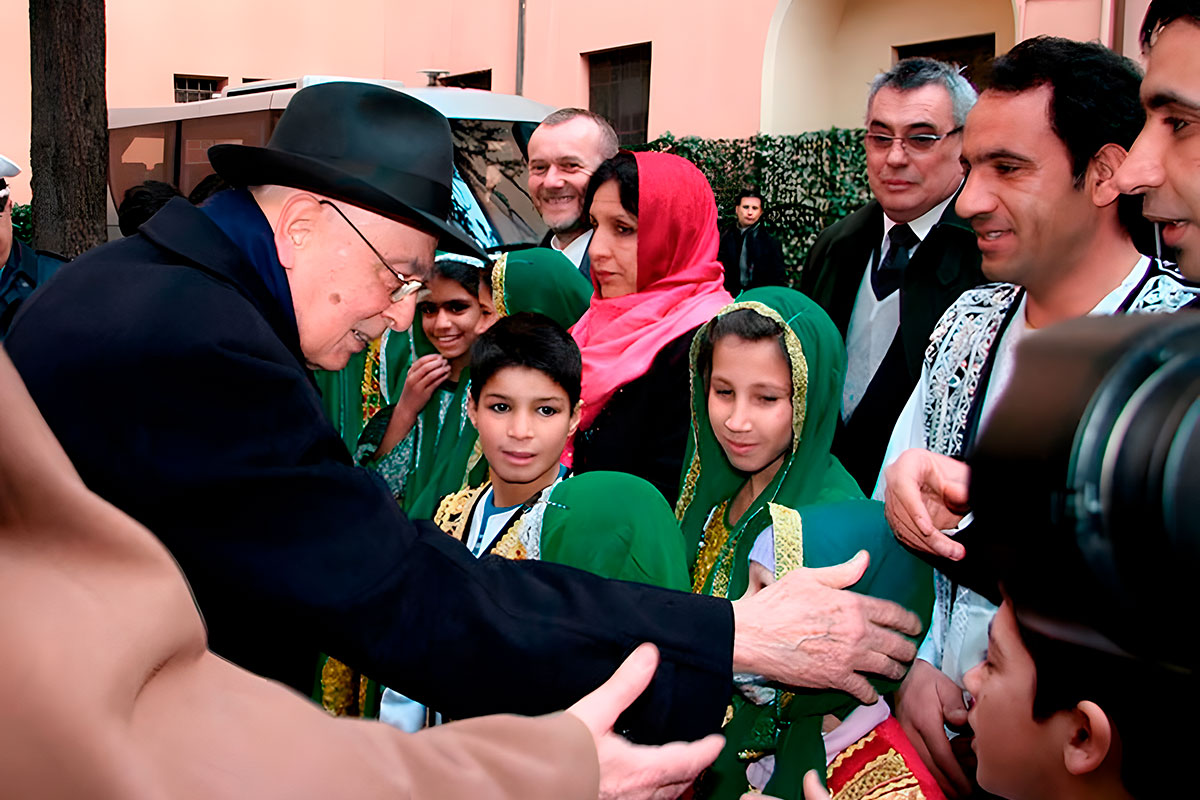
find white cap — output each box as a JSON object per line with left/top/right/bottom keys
{"left": 0, "top": 155, "right": 20, "bottom": 179}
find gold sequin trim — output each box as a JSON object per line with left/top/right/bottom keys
{"left": 321, "top": 657, "right": 355, "bottom": 716}
{"left": 692, "top": 501, "right": 734, "bottom": 595}
{"left": 492, "top": 252, "right": 509, "bottom": 317}
{"left": 434, "top": 484, "right": 486, "bottom": 542}
{"left": 827, "top": 730, "right": 876, "bottom": 773}
{"left": 492, "top": 520, "right": 529, "bottom": 560}
{"left": 828, "top": 741, "right": 927, "bottom": 800}
{"left": 768, "top": 502, "right": 804, "bottom": 579}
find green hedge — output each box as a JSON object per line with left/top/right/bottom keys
{"left": 631, "top": 129, "right": 870, "bottom": 286}
{"left": 11, "top": 203, "right": 33, "bottom": 245}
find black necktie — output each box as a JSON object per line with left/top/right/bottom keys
{"left": 871, "top": 223, "right": 919, "bottom": 300}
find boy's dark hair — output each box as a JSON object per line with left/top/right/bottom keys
{"left": 1015, "top": 618, "right": 1192, "bottom": 797}
{"left": 470, "top": 312, "right": 582, "bottom": 407}
{"left": 433, "top": 255, "right": 486, "bottom": 298}
{"left": 985, "top": 36, "right": 1147, "bottom": 238}
{"left": 117, "top": 180, "right": 183, "bottom": 236}
{"left": 697, "top": 308, "right": 791, "bottom": 388}
{"left": 583, "top": 150, "right": 638, "bottom": 221}
{"left": 1140, "top": 0, "right": 1200, "bottom": 49}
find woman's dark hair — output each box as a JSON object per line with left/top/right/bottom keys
{"left": 696, "top": 308, "right": 791, "bottom": 388}
{"left": 433, "top": 256, "right": 485, "bottom": 298}
{"left": 582, "top": 150, "right": 639, "bottom": 222}
{"left": 1017, "top": 619, "right": 1193, "bottom": 797}
{"left": 117, "top": 180, "right": 183, "bottom": 236}
{"left": 470, "top": 312, "right": 582, "bottom": 407}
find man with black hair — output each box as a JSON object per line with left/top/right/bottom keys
{"left": 876, "top": 37, "right": 1199, "bottom": 797}
{"left": 800, "top": 58, "right": 985, "bottom": 494}
{"left": 0, "top": 154, "right": 65, "bottom": 338}
{"left": 1114, "top": 0, "right": 1200, "bottom": 284}
{"left": 717, "top": 189, "right": 787, "bottom": 295}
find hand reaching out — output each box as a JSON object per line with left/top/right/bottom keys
{"left": 567, "top": 644, "right": 724, "bottom": 800}
{"left": 883, "top": 449, "right": 971, "bottom": 561}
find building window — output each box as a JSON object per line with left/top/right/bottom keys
{"left": 588, "top": 43, "right": 651, "bottom": 145}
{"left": 895, "top": 34, "right": 995, "bottom": 89}
{"left": 174, "top": 75, "right": 225, "bottom": 103}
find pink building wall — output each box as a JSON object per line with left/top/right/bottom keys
{"left": 0, "top": 0, "right": 1157, "bottom": 205}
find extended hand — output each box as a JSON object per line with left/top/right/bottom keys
{"left": 378, "top": 354, "right": 450, "bottom": 454}
{"left": 567, "top": 644, "right": 724, "bottom": 800}
{"left": 730, "top": 551, "right": 922, "bottom": 704}
{"left": 894, "top": 658, "right": 972, "bottom": 797}
{"left": 883, "top": 449, "right": 971, "bottom": 561}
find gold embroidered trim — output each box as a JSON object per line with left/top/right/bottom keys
{"left": 492, "top": 518, "right": 529, "bottom": 560}
{"left": 768, "top": 502, "right": 804, "bottom": 579}
{"left": 492, "top": 252, "right": 509, "bottom": 317}
{"left": 321, "top": 657, "right": 355, "bottom": 716}
{"left": 827, "top": 739, "right": 927, "bottom": 800}
{"left": 434, "top": 484, "right": 486, "bottom": 542}
{"left": 692, "top": 501, "right": 734, "bottom": 596}
{"left": 827, "top": 730, "right": 876, "bottom": 773}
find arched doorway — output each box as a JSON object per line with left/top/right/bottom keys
{"left": 761, "top": 0, "right": 1017, "bottom": 134}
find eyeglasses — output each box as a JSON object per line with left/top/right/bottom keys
{"left": 319, "top": 200, "right": 425, "bottom": 302}
{"left": 864, "top": 127, "right": 964, "bottom": 154}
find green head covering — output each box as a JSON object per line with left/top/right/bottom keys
{"left": 490, "top": 248, "right": 592, "bottom": 330}
{"left": 675, "top": 288, "right": 933, "bottom": 800}
{"left": 540, "top": 471, "right": 690, "bottom": 591}
{"left": 677, "top": 286, "right": 862, "bottom": 597}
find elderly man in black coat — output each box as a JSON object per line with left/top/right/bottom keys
{"left": 5, "top": 82, "right": 920, "bottom": 780}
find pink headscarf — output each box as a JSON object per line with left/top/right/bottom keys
{"left": 570, "top": 151, "right": 734, "bottom": 432}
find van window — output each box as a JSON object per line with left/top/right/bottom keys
{"left": 450, "top": 119, "right": 546, "bottom": 249}
{"left": 179, "top": 111, "right": 273, "bottom": 197}
{"left": 109, "top": 123, "right": 177, "bottom": 208}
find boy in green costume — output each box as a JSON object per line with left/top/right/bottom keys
{"left": 677, "top": 288, "right": 935, "bottom": 799}
{"left": 379, "top": 311, "right": 690, "bottom": 730}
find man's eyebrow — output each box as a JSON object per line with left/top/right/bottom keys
{"left": 1146, "top": 90, "right": 1200, "bottom": 114}
{"left": 976, "top": 148, "right": 1036, "bottom": 165}
{"left": 868, "top": 119, "right": 939, "bottom": 131}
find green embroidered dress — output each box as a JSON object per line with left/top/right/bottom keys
{"left": 675, "top": 287, "right": 933, "bottom": 799}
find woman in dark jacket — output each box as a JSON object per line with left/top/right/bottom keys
{"left": 569, "top": 151, "right": 733, "bottom": 503}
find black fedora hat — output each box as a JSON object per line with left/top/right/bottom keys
{"left": 208, "top": 81, "right": 484, "bottom": 258}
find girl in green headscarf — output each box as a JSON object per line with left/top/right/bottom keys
{"left": 676, "top": 287, "right": 936, "bottom": 800}
{"left": 357, "top": 248, "right": 591, "bottom": 520}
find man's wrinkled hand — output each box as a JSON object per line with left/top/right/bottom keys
{"left": 730, "top": 551, "right": 922, "bottom": 704}
{"left": 883, "top": 449, "right": 970, "bottom": 561}
{"left": 567, "top": 644, "right": 724, "bottom": 800}
{"left": 894, "top": 658, "right": 972, "bottom": 797}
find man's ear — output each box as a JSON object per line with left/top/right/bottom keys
{"left": 272, "top": 193, "right": 322, "bottom": 270}
{"left": 1089, "top": 144, "right": 1128, "bottom": 209}
{"left": 1062, "top": 700, "right": 1115, "bottom": 776}
{"left": 567, "top": 401, "right": 582, "bottom": 439}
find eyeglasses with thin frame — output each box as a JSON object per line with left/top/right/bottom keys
{"left": 318, "top": 200, "right": 425, "bottom": 302}
{"left": 864, "top": 127, "right": 964, "bottom": 154}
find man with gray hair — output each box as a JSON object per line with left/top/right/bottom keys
{"left": 527, "top": 108, "right": 619, "bottom": 276}
{"left": 800, "top": 57, "right": 984, "bottom": 493}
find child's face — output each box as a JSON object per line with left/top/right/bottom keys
{"left": 962, "top": 601, "right": 1059, "bottom": 799}
{"left": 476, "top": 283, "right": 498, "bottom": 333}
{"left": 706, "top": 335, "right": 793, "bottom": 475}
{"left": 417, "top": 273, "right": 483, "bottom": 361}
{"left": 468, "top": 366, "right": 580, "bottom": 494}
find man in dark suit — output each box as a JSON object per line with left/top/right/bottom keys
{"left": 718, "top": 189, "right": 788, "bottom": 295}
{"left": 5, "top": 82, "right": 921, "bottom": 789}
{"left": 528, "top": 108, "right": 619, "bottom": 279}
{"left": 800, "top": 58, "right": 985, "bottom": 493}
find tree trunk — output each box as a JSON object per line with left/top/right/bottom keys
{"left": 29, "top": 0, "right": 107, "bottom": 258}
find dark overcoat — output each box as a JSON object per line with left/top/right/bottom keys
{"left": 5, "top": 198, "right": 730, "bottom": 742}
{"left": 800, "top": 198, "right": 984, "bottom": 491}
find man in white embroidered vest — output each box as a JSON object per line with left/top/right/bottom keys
{"left": 873, "top": 36, "right": 1200, "bottom": 798}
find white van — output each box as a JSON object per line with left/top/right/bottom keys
{"left": 107, "top": 76, "right": 553, "bottom": 249}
